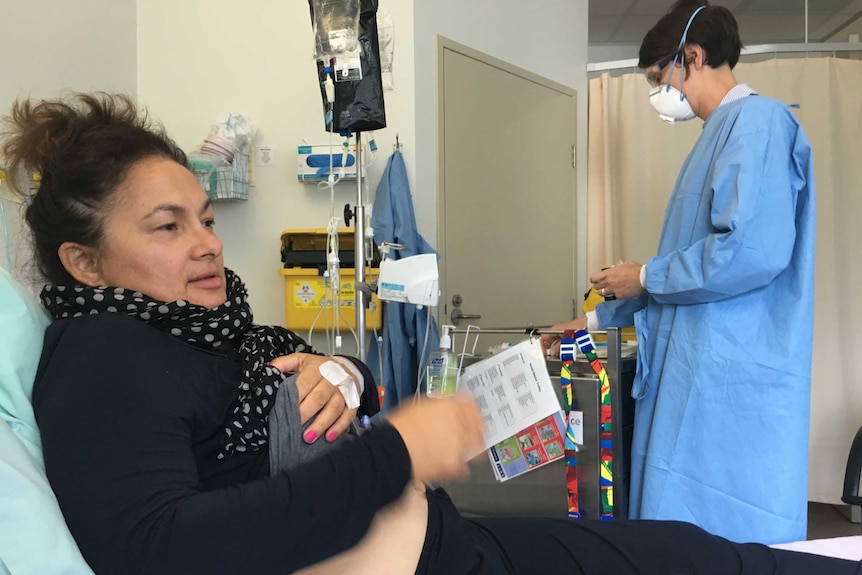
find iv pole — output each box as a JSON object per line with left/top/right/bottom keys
{"left": 353, "top": 133, "right": 368, "bottom": 362}
{"left": 310, "top": 2, "right": 374, "bottom": 363}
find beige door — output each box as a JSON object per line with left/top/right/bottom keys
{"left": 437, "top": 38, "right": 578, "bottom": 353}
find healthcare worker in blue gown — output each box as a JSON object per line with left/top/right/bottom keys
{"left": 542, "top": 0, "right": 815, "bottom": 545}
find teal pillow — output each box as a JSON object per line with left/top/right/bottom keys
{"left": 0, "top": 267, "right": 94, "bottom": 574}
{"left": 0, "top": 266, "right": 49, "bottom": 465}
{"left": 0, "top": 418, "right": 94, "bottom": 574}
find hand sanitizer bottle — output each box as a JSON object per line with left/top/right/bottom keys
{"left": 427, "top": 325, "right": 457, "bottom": 397}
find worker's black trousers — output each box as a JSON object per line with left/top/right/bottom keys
{"left": 417, "top": 488, "right": 862, "bottom": 575}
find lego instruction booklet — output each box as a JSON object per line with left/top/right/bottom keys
{"left": 458, "top": 338, "right": 566, "bottom": 482}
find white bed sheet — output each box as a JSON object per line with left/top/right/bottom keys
{"left": 772, "top": 536, "right": 862, "bottom": 561}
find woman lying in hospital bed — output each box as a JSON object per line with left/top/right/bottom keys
{"left": 2, "top": 92, "right": 861, "bottom": 575}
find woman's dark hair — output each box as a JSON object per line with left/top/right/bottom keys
{"left": 1, "top": 92, "right": 188, "bottom": 284}
{"left": 638, "top": 0, "right": 743, "bottom": 70}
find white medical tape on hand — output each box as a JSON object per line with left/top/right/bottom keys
{"left": 319, "top": 360, "right": 361, "bottom": 409}
{"left": 332, "top": 356, "right": 365, "bottom": 393}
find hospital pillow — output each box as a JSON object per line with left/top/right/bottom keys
{"left": 0, "top": 267, "right": 94, "bottom": 574}
{"left": 0, "top": 418, "right": 94, "bottom": 573}
{"left": 0, "top": 266, "right": 49, "bottom": 463}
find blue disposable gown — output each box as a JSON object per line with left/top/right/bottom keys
{"left": 365, "top": 150, "right": 439, "bottom": 408}
{"left": 597, "top": 95, "right": 815, "bottom": 544}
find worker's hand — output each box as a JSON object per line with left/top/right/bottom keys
{"left": 269, "top": 353, "right": 359, "bottom": 444}
{"left": 387, "top": 394, "right": 486, "bottom": 485}
{"left": 590, "top": 260, "right": 644, "bottom": 300}
{"left": 540, "top": 317, "right": 588, "bottom": 358}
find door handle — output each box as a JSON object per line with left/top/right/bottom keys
{"left": 451, "top": 308, "right": 481, "bottom": 326}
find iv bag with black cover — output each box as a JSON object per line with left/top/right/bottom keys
{"left": 309, "top": 0, "right": 387, "bottom": 134}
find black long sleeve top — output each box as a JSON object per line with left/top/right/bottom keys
{"left": 32, "top": 314, "right": 412, "bottom": 575}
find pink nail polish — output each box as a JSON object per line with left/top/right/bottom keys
{"left": 304, "top": 430, "right": 317, "bottom": 442}
{"left": 326, "top": 432, "right": 337, "bottom": 442}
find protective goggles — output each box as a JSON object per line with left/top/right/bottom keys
{"left": 644, "top": 51, "right": 680, "bottom": 87}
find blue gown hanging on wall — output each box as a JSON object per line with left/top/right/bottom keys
{"left": 366, "top": 150, "right": 439, "bottom": 408}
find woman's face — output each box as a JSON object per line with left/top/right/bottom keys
{"left": 87, "top": 157, "right": 227, "bottom": 308}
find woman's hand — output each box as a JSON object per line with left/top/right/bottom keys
{"left": 386, "top": 395, "right": 486, "bottom": 485}
{"left": 540, "top": 317, "right": 588, "bottom": 358}
{"left": 269, "top": 353, "right": 359, "bottom": 444}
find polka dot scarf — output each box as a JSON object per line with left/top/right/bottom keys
{"left": 41, "top": 268, "right": 310, "bottom": 458}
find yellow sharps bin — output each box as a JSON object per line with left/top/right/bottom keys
{"left": 279, "top": 229, "right": 382, "bottom": 331}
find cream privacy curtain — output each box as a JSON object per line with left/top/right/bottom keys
{"left": 587, "top": 56, "right": 862, "bottom": 504}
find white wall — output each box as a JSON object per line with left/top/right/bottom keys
{"left": 0, "top": 0, "right": 590, "bottom": 334}
{"left": 412, "top": 0, "right": 590, "bottom": 287}
{"left": 137, "top": 0, "right": 415, "bottom": 331}
{"left": 0, "top": 0, "right": 137, "bottom": 279}
{"left": 138, "top": 0, "right": 589, "bottom": 328}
